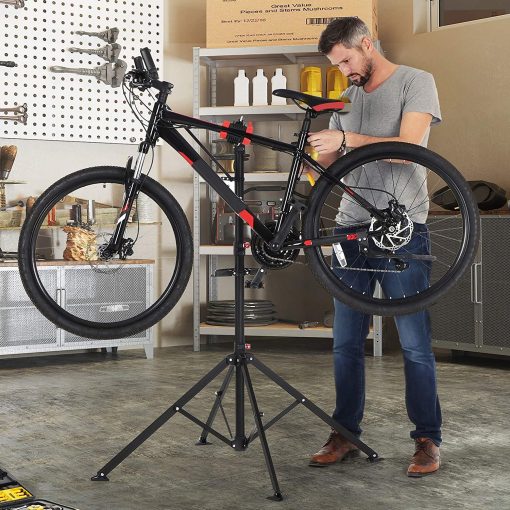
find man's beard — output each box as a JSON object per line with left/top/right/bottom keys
{"left": 350, "top": 58, "right": 373, "bottom": 87}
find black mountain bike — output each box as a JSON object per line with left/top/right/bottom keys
{"left": 18, "top": 48, "right": 480, "bottom": 339}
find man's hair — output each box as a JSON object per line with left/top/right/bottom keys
{"left": 318, "top": 17, "right": 371, "bottom": 54}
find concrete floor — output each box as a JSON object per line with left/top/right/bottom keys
{"left": 0, "top": 339, "right": 508, "bottom": 510}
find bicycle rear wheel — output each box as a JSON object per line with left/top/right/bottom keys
{"left": 304, "top": 142, "right": 479, "bottom": 316}
{"left": 18, "top": 166, "right": 192, "bottom": 339}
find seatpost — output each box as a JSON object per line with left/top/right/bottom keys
{"left": 275, "top": 109, "right": 313, "bottom": 233}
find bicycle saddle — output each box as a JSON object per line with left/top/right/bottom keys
{"left": 272, "top": 89, "right": 346, "bottom": 113}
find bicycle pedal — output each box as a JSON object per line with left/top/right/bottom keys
{"left": 213, "top": 268, "right": 235, "bottom": 277}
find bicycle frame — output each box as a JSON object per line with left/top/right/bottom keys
{"left": 158, "top": 108, "right": 316, "bottom": 248}
{"left": 109, "top": 93, "right": 380, "bottom": 258}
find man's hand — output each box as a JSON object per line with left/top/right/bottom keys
{"left": 307, "top": 129, "right": 345, "bottom": 154}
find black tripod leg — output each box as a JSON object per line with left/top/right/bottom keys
{"left": 197, "top": 365, "right": 235, "bottom": 444}
{"left": 250, "top": 355, "right": 379, "bottom": 461}
{"left": 241, "top": 362, "right": 283, "bottom": 501}
{"left": 92, "top": 358, "right": 229, "bottom": 481}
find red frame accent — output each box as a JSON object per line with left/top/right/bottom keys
{"left": 239, "top": 210, "right": 255, "bottom": 228}
{"left": 178, "top": 151, "right": 193, "bottom": 165}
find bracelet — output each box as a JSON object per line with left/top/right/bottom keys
{"left": 338, "top": 130, "right": 347, "bottom": 153}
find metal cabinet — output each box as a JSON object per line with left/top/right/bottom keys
{"left": 191, "top": 45, "right": 383, "bottom": 355}
{"left": 0, "top": 266, "right": 59, "bottom": 352}
{"left": 0, "top": 262, "right": 153, "bottom": 359}
{"left": 431, "top": 215, "right": 510, "bottom": 356}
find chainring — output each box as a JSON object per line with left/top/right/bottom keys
{"left": 251, "top": 221, "right": 300, "bottom": 270}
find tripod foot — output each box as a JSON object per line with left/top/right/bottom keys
{"left": 91, "top": 472, "right": 109, "bottom": 481}
{"left": 267, "top": 492, "right": 284, "bottom": 502}
{"left": 367, "top": 454, "right": 383, "bottom": 463}
{"left": 195, "top": 437, "right": 212, "bottom": 446}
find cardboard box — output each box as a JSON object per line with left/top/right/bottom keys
{"left": 206, "top": 0, "right": 378, "bottom": 48}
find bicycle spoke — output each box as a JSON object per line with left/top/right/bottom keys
{"left": 18, "top": 167, "right": 192, "bottom": 339}
{"left": 305, "top": 142, "right": 477, "bottom": 316}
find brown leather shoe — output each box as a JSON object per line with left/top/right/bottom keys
{"left": 407, "top": 437, "right": 440, "bottom": 477}
{"left": 309, "top": 430, "right": 359, "bottom": 467}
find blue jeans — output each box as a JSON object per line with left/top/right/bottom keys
{"left": 332, "top": 223, "right": 442, "bottom": 445}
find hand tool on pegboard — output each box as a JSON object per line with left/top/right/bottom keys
{"left": 0, "top": 0, "right": 24, "bottom": 8}
{"left": 0, "top": 105, "right": 27, "bottom": 125}
{"left": 73, "top": 27, "right": 120, "bottom": 43}
{"left": 49, "top": 60, "right": 127, "bottom": 88}
{"left": 68, "top": 43, "right": 122, "bottom": 63}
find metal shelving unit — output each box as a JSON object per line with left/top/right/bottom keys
{"left": 192, "top": 45, "right": 382, "bottom": 355}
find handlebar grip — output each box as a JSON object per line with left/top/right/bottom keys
{"left": 140, "top": 47, "right": 159, "bottom": 80}
{"left": 134, "top": 56, "right": 144, "bottom": 71}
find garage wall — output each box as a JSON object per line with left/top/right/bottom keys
{"left": 4, "top": 1, "right": 508, "bottom": 348}
{"left": 379, "top": 1, "right": 510, "bottom": 188}
{"left": 1, "top": 1, "right": 207, "bottom": 348}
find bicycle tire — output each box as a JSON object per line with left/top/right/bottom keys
{"left": 304, "top": 142, "right": 480, "bottom": 316}
{"left": 18, "top": 166, "right": 193, "bottom": 339}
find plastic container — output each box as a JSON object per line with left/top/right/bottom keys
{"left": 271, "top": 68, "right": 287, "bottom": 105}
{"left": 252, "top": 69, "right": 268, "bottom": 106}
{"left": 234, "top": 69, "right": 250, "bottom": 106}
{"left": 300, "top": 66, "right": 322, "bottom": 97}
{"left": 326, "top": 66, "right": 349, "bottom": 99}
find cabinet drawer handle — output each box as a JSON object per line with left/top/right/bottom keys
{"left": 473, "top": 263, "right": 482, "bottom": 304}
{"left": 470, "top": 264, "right": 475, "bottom": 303}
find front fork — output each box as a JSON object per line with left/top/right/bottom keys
{"left": 102, "top": 150, "right": 146, "bottom": 259}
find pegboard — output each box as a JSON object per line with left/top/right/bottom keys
{"left": 1, "top": 0, "right": 163, "bottom": 144}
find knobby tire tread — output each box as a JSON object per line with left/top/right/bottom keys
{"left": 18, "top": 166, "right": 193, "bottom": 339}
{"left": 304, "top": 142, "right": 480, "bottom": 316}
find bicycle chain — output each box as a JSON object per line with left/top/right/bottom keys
{"left": 334, "top": 266, "right": 401, "bottom": 273}
{"left": 252, "top": 244, "right": 400, "bottom": 273}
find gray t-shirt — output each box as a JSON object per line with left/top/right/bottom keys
{"left": 329, "top": 65, "right": 441, "bottom": 225}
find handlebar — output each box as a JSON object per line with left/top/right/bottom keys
{"left": 125, "top": 48, "right": 173, "bottom": 98}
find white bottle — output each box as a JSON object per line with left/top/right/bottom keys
{"left": 252, "top": 68, "right": 268, "bottom": 106}
{"left": 271, "top": 68, "right": 287, "bottom": 105}
{"left": 234, "top": 69, "right": 249, "bottom": 107}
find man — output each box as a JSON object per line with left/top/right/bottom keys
{"left": 307, "top": 17, "right": 442, "bottom": 477}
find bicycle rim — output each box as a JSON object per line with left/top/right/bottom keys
{"left": 304, "top": 142, "right": 479, "bottom": 316}
{"left": 18, "top": 166, "right": 192, "bottom": 339}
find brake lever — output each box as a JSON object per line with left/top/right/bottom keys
{"left": 125, "top": 69, "right": 151, "bottom": 90}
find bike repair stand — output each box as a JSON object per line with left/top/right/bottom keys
{"left": 92, "top": 142, "right": 380, "bottom": 500}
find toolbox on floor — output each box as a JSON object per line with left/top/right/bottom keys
{"left": 0, "top": 468, "right": 33, "bottom": 508}
{"left": 7, "top": 501, "right": 78, "bottom": 509}
{"left": 1, "top": 467, "right": 77, "bottom": 509}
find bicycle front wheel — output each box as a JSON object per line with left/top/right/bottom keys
{"left": 304, "top": 142, "right": 479, "bottom": 316}
{"left": 18, "top": 166, "right": 192, "bottom": 339}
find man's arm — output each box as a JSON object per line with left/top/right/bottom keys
{"left": 307, "top": 111, "right": 433, "bottom": 153}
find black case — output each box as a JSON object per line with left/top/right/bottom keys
{"left": 431, "top": 180, "right": 507, "bottom": 211}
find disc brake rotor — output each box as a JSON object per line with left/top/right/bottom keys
{"left": 369, "top": 211, "right": 414, "bottom": 252}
